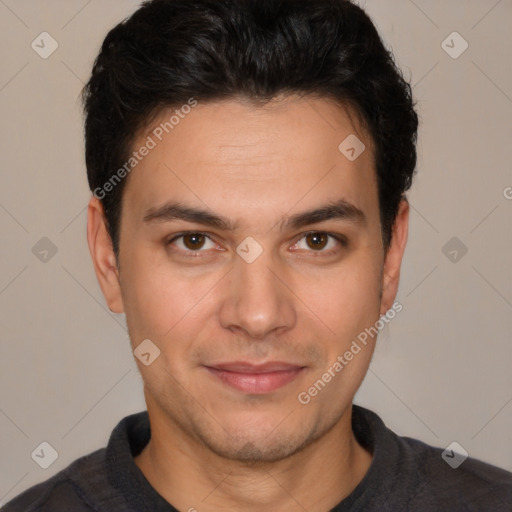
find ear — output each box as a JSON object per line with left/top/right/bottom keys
{"left": 87, "top": 196, "right": 124, "bottom": 314}
{"left": 380, "top": 198, "right": 409, "bottom": 316}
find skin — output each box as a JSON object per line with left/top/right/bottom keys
{"left": 87, "top": 94, "right": 409, "bottom": 511}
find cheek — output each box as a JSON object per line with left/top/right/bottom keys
{"left": 314, "top": 256, "right": 382, "bottom": 335}
{"left": 119, "top": 248, "right": 172, "bottom": 336}
{"left": 121, "top": 265, "right": 208, "bottom": 387}
{"left": 120, "top": 251, "right": 219, "bottom": 344}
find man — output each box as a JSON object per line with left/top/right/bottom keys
{"left": 4, "top": 0, "right": 512, "bottom": 510}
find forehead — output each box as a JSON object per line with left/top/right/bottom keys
{"left": 122, "top": 95, "right": 378, "bottom": 230}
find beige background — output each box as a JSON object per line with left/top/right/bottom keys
{"left": 1, "top": 0, "right": 511, "bottom": 504}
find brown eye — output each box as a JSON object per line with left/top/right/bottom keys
{"left": 167, "top": 232, "right": 217, "bottom": 254}
{"left": 305, "top": 232, "right": 329, "bottom": 250}
{"left": 291, "top": 232, "right": 346, "bottom": 256}
{"left": 182, "top": 233, "right": 207, "bottom": 250}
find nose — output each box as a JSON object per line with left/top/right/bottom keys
{"left": 218, "top": 247, "right": 297, "bottom": 340}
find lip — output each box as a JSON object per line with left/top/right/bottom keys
{"left": 204, "top": 361, "right": 306, "bottom": 394}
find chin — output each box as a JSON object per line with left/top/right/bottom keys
{"left": 191, "top": 415, "right": 327, "bottom": 464}
{"left": 206, "top": 435, "right": 307, "bottom": 464}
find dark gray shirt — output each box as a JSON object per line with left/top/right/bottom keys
{"left": 3, "top": 405, "right": 512, "bottom": 511}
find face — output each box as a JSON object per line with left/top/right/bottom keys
{"left": 88, "top": 95, "right": 408, "bottom": 463}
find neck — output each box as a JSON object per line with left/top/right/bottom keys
{"left": 134, "top": 402, "right": 373, "bottom": 512}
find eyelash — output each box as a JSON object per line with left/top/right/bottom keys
{"left": 165, "top": 231, "right": 348, "bottom": 258}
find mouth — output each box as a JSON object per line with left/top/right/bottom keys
{"left": 204, "top": 361, "right": 306, "bottom": 394}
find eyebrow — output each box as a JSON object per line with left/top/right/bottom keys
{"left": 142, "top": 198, "right": 366, "bottom": 231}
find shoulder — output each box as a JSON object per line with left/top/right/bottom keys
{"left": 400, "top": 435, "right": 512, "bottom": 510}
{"left": 2, "top": 449, "right": 107, "bottom": 512}
{"left": 2, "top": 411, "right": 150, "bottom": 512}
{"left": 352, "top": 405, "right": 512, "bottom": 511}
